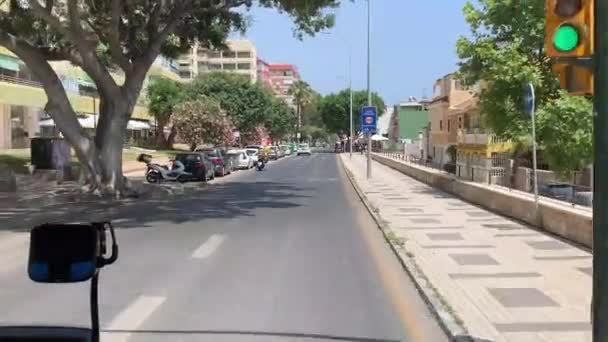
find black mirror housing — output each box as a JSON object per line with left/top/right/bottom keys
{"left": 28, "top": 224, "right": 100, "bottom": 283}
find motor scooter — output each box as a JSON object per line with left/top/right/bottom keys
{"left": 137, "top": 153, "right": 192, "bottom": 183}
{"left": 256, "top": 159, "right": 266, "bottom": 171}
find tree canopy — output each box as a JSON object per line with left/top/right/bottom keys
{"left": 456, "top": 0, "right": 593, "bottom": 174}
{"left": 147, "top": 77, "right": 183, "bottom": 147}
{"left": 319, "top": 89, "right": 385, "bottom": 135}
{"left": 187, "top": 72, "right": 275, "bottom": 134}
{"left": 173, "top": 96, "right": 235, "bottom": 151}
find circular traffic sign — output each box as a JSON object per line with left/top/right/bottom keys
{"left": 365, "top": 116, "right": 373, "bottom": 125}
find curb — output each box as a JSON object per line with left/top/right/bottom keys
{"left": 338, "top": 156, "right": 486, "bottom": 342}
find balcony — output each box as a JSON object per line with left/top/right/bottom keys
{"left": 457, "top": 129, "right": 488, "bottom": 145}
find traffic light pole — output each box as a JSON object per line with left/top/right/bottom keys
{"left": 593, "top": 0, "right": 608, "bottom": 339}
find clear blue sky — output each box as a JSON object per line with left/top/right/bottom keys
{"left": 235, "top": 1, "right": 470, "bottom": 106}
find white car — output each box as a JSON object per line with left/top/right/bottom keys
{"left": 245, "top": 148, "right": 259, "bottom": 165}
{"left": 280, "top": 145, "right": 292, "bottom": 156}
{"left": 228, "top": 149, "right": 254, "bottom": 169}
{"left": 297, "top": 143, "right": 312, "bottom": 156}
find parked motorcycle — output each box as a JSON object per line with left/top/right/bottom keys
{"left": 137, "top": 153, "right": 192, "bottom": 183}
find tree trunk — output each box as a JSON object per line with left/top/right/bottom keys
{"left": 167, "top": 126, "right": 177, "bottom": 149}
{"left": 93, "top": 97, "right": 133, "bottom": 196}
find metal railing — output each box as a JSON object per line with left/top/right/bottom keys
{"left": 381, "top": 151, "right": 592, "bottom": 209}
{"left": 0, "top": 74, "right": 43, "bottom": 88}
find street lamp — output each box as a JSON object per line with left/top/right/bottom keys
{"left": 366, "top": 0, "right": 372, "bottom": 179}
{"left": 322, "top": 32, "right": 353, "bottom": 159}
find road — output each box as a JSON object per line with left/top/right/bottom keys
{"left": 0, "top": 153, "right": 447, "bottom": 342}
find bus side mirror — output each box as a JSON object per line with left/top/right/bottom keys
{"left": 28, "top": 222, "right": 118, "bottom": 283}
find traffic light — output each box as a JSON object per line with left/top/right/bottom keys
{"left": 552, "top": 63, "right": 594, "bottom": 95}
{"left": 545, "top": 0, "right": 594, "bottom": 57}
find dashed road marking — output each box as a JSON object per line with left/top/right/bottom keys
{"left": 102, "top": 295, "right": 166, "bottom": 342}
{"left": 191, "top": 234, "right": 225, "bottom": 259}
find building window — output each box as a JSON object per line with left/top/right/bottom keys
{"left": 237, "top": 51, "right": 251, "bottom": 58}
{"left": 439, "top": 120, "right": 443, "bottom": 131}
{"left": 223, "top": 51, "right": 236, "bottom": 58}
{"left": 223, "top": 63, "right": 236, "bottom": 70}
{"left": 208, "top": 63, "right": 221, "bottom": 70}
{"left": 208, "top": 51, "right": 221, "bottom": 58}
{"left": 179, "top": 71, "right": 191, "bottom": 78}
{"left": 237, "top": 63, "right": 250, "bottom": 70}
{"left": 447, "top": 120, "right": 450, "bottom": 132}
{"left": 458, "top": 117, "right": 462, "bottom": 129}
{"left": 283, "top": 71, "right": 293, "bottom": 76}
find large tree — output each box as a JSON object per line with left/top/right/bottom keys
{"left": 288, "top": 80, "right": 313, "bottom": 141}
{"left": 173, "top": 96, "right": 235, "bottom": 151}
{"left": 319, "top": 89, "right": 385, "bottom": 135}
{"left": 456, "top": 0, "right": 593, "bottom": 175}
{"left": 0, "top": 0, "right": 341, "bottom": 194}
{"left": 147, "top": 78, "right": 183, "bottom": 148}
{"left": 266, "top": 98, "right": 296, "bottom": 142}
{"left": 187, "top": 72, "right": 275, "bottom": 137}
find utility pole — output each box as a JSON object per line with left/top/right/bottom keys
{"left": 349, "top": 53, "right": 353, "bottom": 160}
{"left": 366, "top": 0, "right": 372, "bottom": 179}
{"left": 593, "top": 0, "right": 608, "bottom": 339}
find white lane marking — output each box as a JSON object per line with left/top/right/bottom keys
{"left": 102, "top": 295, "right": 165, "bottom": 342}
{"left": 191, "top": 234, "right": 225, "bottom": 259}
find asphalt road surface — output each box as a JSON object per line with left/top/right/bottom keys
{"left": 0, "top": 153, "right": 447, "bottom": 342}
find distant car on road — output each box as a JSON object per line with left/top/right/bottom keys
{"left": 297, "top": 143, "right": 312, "bottom": 156}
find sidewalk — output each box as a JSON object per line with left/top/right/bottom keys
{"left": 341, "top": 154, "right": 591, "bottom": 342}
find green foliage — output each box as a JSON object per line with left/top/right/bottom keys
{"left": 537, "top": 93, "right": 593, "bottom": 176}
{"left": 456, "top": 0, "right": 593, "bottom": 174}
{"left": 187, "top": 72, "right": 274, "bottom": 134}
{"left": 148, "top": 78, "right": 182, "bottom": 124}
{"left": 319, "top": 89, "right": 386, "bottom": 134}
{"left": 173, "top": 96, "right": 235, "bottom": 150}
{"left": 267, "top": 99, "right": 296, "bottom": 141}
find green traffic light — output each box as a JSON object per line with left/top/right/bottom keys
{"left": 553, "top": 24, "right": 580, "bottom": 52}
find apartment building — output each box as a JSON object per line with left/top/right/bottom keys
{"left": 178, "top": 40, "right": 258, "bottom": 83}
{"left": 268, "top": 63, "right": 300, "bottom": 107}
{"left": 0, "top": 46, "right": 178, "bottom": 149}
{"left": 257, "top": 58, "right": 272, "bottom": 89}
{"left": 428, "top": 73, "right": 475, "bottom": 166}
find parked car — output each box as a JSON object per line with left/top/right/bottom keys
{"left": 574, "top": 191, "right": 592, "bottom": 207}
{"left": 539, "top": 182, "right": 575, "bottom": 202}
{"left": 268, "top": 146, "right": 279, "bottom": 160}
{"left": 174, "top": 152, "right": 215, "bottom": 182}
{"left": 280, "top": 145, "right": 291, "bottom": 156}
{"left": 297, "top": 143, "right": 312, "bottom": 156}
{"left": 246, "top": 148, "right": 259, "bottom": 165}
{"left": 275, "top": 146, "right": 285, "bottom": 158}
{"left": 228, "top": 149, "right": 253, "bottom": 169}
{"left": 196, "top": 147, "right": 232, "bottom": 177}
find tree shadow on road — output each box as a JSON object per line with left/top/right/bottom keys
{"left": 1, "top": 181, "right": 312, "bottom": 232}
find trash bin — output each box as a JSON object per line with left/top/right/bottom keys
{"left": 30, "top": 138, "right": 71, "bottom": 170}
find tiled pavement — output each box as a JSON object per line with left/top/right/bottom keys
{"left": 341, "top": 154, "right": 592, "bottom": 342}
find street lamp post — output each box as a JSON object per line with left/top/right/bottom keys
{"left": 366, "top": 0, "right": 372, "bottom": 179}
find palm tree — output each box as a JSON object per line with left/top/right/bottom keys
{"left": 288, "top": 80, "right": 313, "bottom": 142}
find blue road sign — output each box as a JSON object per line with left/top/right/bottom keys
{"left": 524, "top": 83, "right": 535, "bottom": 117}
{"left": 360, "top": 106, "right": 377, "bottom": 134}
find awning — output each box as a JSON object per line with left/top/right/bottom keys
{"left": 127, "top": 120, "right": 151, "bottom": 130}
{"left": 39, "top": 116, "right": 150, "bottom": 130}
{"left": 0, "top": 55, "right": 21, "bottom": 72}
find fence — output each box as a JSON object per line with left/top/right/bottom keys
{"left": 381, "top": 151, "right": 592, "bottom": 209}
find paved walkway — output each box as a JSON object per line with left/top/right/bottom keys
{"left": 341, "top": 154, "right": 591, "bottom": 342}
